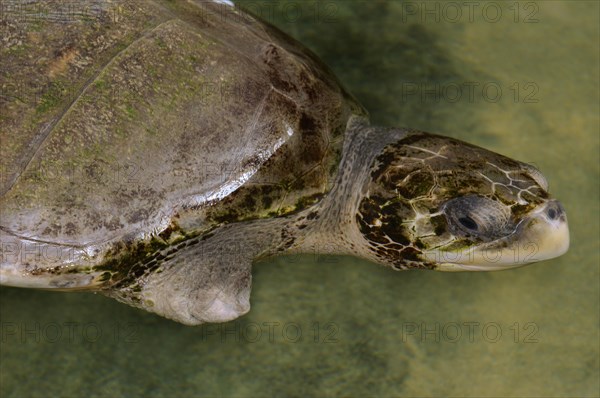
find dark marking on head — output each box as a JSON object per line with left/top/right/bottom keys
{"left": 430, "top": 215, "right": 447, "bottom": 236}
{"left": 299, "top": 113, "right": 317, "bottom": 135}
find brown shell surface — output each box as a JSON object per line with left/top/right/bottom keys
{"left": 0, "top": 0, "right": 364, "bottom": 259}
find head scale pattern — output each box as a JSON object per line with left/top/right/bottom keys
{"left": 356, "top": 132, "right": 549, "bottom": 270}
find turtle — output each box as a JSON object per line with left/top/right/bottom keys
{"left": 0, "top": 0, "right": 569, "bottom": 325}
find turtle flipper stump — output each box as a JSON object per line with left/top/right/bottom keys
{"left": 104, "top": 237, "right": 253, "bottom": 325}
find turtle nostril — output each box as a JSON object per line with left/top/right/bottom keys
{"left": 545, "top": 201, "right": 565, "bottom": 221}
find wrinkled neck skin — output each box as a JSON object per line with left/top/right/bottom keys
{"left": 264, "top": 116, "right": 407, "bottom": 264}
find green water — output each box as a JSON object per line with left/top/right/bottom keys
{"left": 1, "top": 1, "right": 598, "bottom": 396}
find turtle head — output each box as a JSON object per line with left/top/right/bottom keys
{"left": 356, "top": 131, "right": 569, "bottom": 271}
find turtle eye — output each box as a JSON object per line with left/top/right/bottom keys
{"left": 443, "top": 195, "right": 510, "bottom": 241}
{"left": 458, "top": 216, "right": 478, "bottom": 231}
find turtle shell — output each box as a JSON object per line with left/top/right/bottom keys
{"left": 0, "top": 0, "right": 365, "bottom": 285}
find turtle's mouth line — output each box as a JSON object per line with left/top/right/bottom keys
{"left": 425, "top": 199, "right": 569, "bottom": 271}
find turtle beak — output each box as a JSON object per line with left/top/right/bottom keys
{"left": 515, "top": 199, "right": 569, "bottom": 262}
{"left": 427, "top": 199, "right": 569, "bottom": 271}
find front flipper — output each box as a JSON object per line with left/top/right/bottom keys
{"left": 103, "top": 241, "right": 253, "bottom": 325}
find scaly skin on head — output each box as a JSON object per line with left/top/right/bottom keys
{"left": 297, "top": 117, "right": 569, "bottom": 271}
